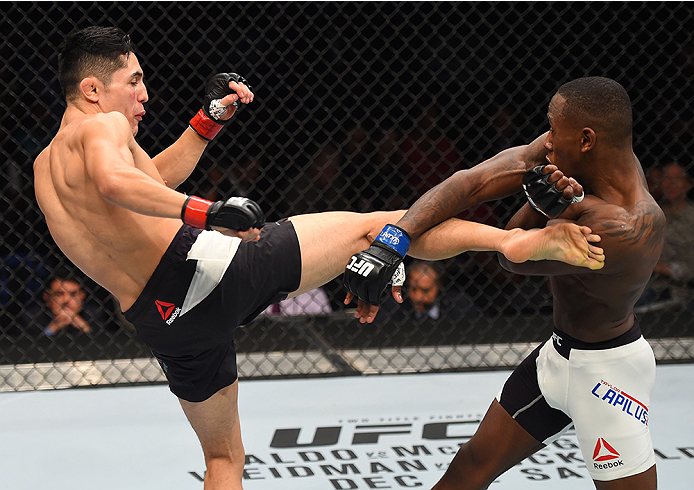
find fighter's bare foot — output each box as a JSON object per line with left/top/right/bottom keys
{"left": 501, "top": 223, "right": 605, "bottom": 269}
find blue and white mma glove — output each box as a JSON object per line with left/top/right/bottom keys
{"left": 343, "top": 224, "right": 410, "bottom": 305}
{"left": 522, "top": 165, "right": 584, "bottom": 218}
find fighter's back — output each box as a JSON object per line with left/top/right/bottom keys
{"left": 34, "top": 112, "right": 181, "bottom": 310}
{"left": 550, "top": 182, "right": 665, "bottom": 341}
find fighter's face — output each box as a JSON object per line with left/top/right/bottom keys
{"left": 544, "top": 94, "right": 580, "bottom": 175}
{"left": 101, "top": 53, "right": 148, "bottom": 136}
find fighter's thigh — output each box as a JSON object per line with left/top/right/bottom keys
{"left": 287, "top": 210, "right": 405, "bottom": 296}
{"left": 179, "top": 381, "right": 244, "bottom": 460}
{"left": 468, "top": 399, "right": 546, "bottom": 469}
{"left": 568, "top": 341, "right": 656, "bottom": 482}
{"left": 437, "top": 400, "right": 544, "bottom": 489}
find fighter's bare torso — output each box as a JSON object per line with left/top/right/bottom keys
{"left": 550, "top": 193, "right": 665, "bottom": 340}
{"left": 549, "top": 182, "right": 665, "bottom": 340}
{"left": 34, "top": 110, "right": 181, "bottom": 310}
{"left": 503, "top": 157, "right": 665, "bottom": 341}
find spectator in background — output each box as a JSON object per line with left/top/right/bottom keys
{"left": 289, "top": 141, "right": 353, "bottom": 214}
{"left": 645, "top": 164, "right": 665, "bottom": 203}
{"left": 368, "top": 127, "right": 410, "bottom": 211}
{"left": 380, "top": 260, "right": 479, "bottom": 321}
{"left": 22, "top": 268, "right": 103, "bottom": 336}
{"left": 264, "top": 287, "right": 333, "bottom": 316}
{"left": 197, "top": 155, "right": 291, "bottom": 222}
{"left": 639, "top": 162, "right": 694, "bottom": 309}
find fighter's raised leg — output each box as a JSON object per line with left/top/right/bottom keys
{"left": 287, "top": 210, "right": 407, "bottom": 298}
{"left": 409, "top": 217, "right": 603, "bottom": 269}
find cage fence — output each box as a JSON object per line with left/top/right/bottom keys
{"left": 2, "top": 2, "right": 694, "bottom": 392}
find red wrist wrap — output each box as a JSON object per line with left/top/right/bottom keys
{"left": 182, "top": 196, "right": 213, "bottom": 230}
{"left": 189, "top": 109, "right": 224, "bottom": 141}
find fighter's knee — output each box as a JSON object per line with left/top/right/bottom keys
{"left": 439, "top": 443, "right": 503, "bottom": 490}
{"left": 204, "top": 453, "right": 245, "bottom": 471}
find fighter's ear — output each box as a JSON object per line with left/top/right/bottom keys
{"left": 580, "top": 127, "right": 596, "bottom": 152}
{"left": 79, "top": 76, "right": 101, "bottom": 103}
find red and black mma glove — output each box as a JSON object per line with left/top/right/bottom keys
{"left": 522, "top": 165, "right": 584, "bottom": 219}
{"left": 189, "top": 73, "right": 253, "bottom": 141}
{"left": 181, "top": 196, "right": 264, "bottom": 232}
{"left": 343, "top": 224, "right": 410, "bottom": 306}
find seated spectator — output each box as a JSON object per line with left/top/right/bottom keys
{"left": 638, "top": 163, "right": 694, "bottom": 309}
{"left": 379, "top": 260, "right": 480, "bottom": 321}
{"left": 645, "top": 164, "right": 664, "bottom": 202}
{"left": 21, "top": 268, "right": 105, "bottom": 336}
{"left": 264, "top": 287, "right": 333, "bottom": 316}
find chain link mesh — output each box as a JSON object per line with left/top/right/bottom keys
{"left": 2, "top": 2, "right": 694, "bottom": 391}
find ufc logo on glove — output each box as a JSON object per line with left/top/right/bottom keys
{"left": 346, "top": 256, "right": 375, "bottom": 277}
{"left": 343, "top": 224, "right": 411, "bottom": 305}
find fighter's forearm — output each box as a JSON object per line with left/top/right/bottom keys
{"left": 151, "top": 128, "right": 209, "bottom": 188}
{"left": 396, "top": 140, "right": 545, "bottom": 240}
{"left": 505, "top": 202, "right": 549, "bottom": 231}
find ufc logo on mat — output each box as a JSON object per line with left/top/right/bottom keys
{"left": 347, "top": 256, "right": 375, "bottom": 277}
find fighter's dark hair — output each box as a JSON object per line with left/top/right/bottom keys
{"left": 58, "top": 26, "right": 133, "bottom": 101}
{"left": 556, "top": 76, "right": 633, "bottom": 145}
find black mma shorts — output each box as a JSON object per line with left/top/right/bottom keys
{"left": 123, "top": 221, "right": 301, "bottom": 402}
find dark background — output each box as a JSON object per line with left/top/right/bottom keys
{"left": 1, "top": 2, "right": 693, "bottom": 376}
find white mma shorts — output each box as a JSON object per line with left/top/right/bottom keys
{"left": 497, "top": 319, "right": 656, "bottom": 481}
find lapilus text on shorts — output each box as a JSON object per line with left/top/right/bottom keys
{"left": 591, "top": 379, "right": 648, "bottom": 425}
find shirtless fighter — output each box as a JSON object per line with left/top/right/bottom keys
{"left": 34, "top": 27, "right": 605, "bottom": 489}
{"left": 344, "top": 76, "right": 665, "bottom": 489}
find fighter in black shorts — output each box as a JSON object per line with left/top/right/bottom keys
{"left": 124, "top": 221, "right": 301, "bottom": 401}
{"left": 35, "top": 27, "right": 605, "bottom": 489}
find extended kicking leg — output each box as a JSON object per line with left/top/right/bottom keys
{"left": 409, "top": 218, "right": 604, "bottom": 270}
{"left": 287, "top": 210, "right": 406, "bottom": 297}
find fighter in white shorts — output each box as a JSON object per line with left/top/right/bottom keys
{"left": 345, "top": 77, "right": 664, "bottom": 489}
{"left": 497, "top": 317, "right": 656, "bottom": 480}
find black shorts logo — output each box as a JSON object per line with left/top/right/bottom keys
{"left": 155, "top": 300, "right": 181, "bottom": 325}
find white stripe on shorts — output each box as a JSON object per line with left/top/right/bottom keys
{"left": 180, "top": 230, "right": 241, "bottom": 316}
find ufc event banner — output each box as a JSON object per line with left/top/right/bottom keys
{"left": 217, "top": 369, "right": 692, "bottom": 490}
{"left": 0, "top": 368, "right": 692, "bottom": 489}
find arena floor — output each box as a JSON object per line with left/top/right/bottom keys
{"left": 1, "top": 365, "right": 692, "bottom": 489}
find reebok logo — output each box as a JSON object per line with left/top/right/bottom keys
{"left": 155, "top": 300, "right": 181, "bottom": 325}
{"left": 593, "top": 438, "right": 624, "bottom": 470}
{"left": 593, "top": 438, "right": 620, "bottom": 461}
{"left": 155, "top": 300, "right": 176, "bottom": 320}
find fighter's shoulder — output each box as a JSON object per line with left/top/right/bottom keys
{"left": 33, "top": 144, "right": 50, "bottom": 173}
{"left": 579, "top": 195, "right": 665, "bottom": 247}
{"left": 76, "top": 112, "right": 131, "bottom": 141}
